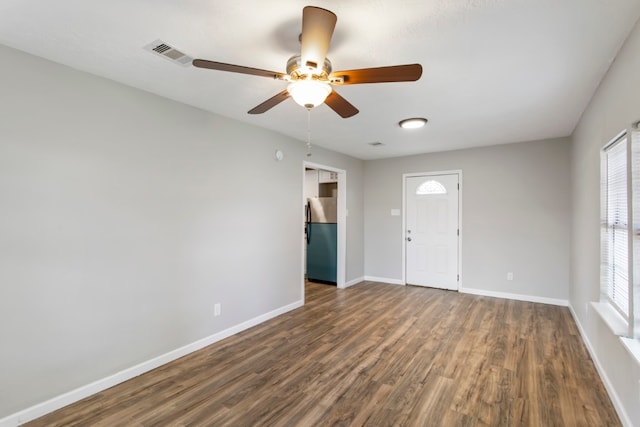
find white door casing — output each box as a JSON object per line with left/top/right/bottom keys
{"left": 302, "top": 161, "right": 346, "bottom": 293}
{"left": 405, "top": 173, "right": 460, "bottom": 290}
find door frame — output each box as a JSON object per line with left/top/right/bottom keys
{"left": 401, "top": 170, "right": 462, "bottom": 289}
{"left": 302, "top": 161, "right": 347, "bottom": 295}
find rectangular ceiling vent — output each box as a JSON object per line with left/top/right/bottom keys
{"left": 368, "top": 142, "right": 384, "bottom": 146}
{"left": 143, "top": 39, "right": 193, "bottom": 66}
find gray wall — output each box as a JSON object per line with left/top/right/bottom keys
{"left": 0, "top": 44, "right": 364, "bottom": 418}
{"left": 364, "top": 138, "right": 571, "bottom": 301}
{"left": 570, "top": 18, "right": 640, "bottom": 425}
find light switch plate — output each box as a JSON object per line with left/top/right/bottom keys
{"left": 391, "top": 209, "right": 401, "bottom": 216}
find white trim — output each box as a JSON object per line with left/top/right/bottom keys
{"left": 600, "top": 129, "right": 636, "bottom": 339}
{"left": 303, "top": 161, "right": 347, "bottom": 289}
{"left": 402, "top": 176, "right": 407, "bottom": 284}
{"left": 459, "top": 287, "right": 568, "bottom": 306}
{"left": 337, "top": 171, "right": 347, "bottom": 289}
{"left": 364, "top": 276, "right": 405, "bottom": 285}
{"left": 590, "top": 301, "right": 629, "bottom": 336}
{"left": 402, "top": 170, "right": 462, "bottom": 289}
{"left": 345, "top": 276, "right": 364, "bottom": 288}
{"left": 0, "top": 300, "right": 303, "bottom": 427}
{"left": 568, "top": 304, "right": 633, "bottom": 427}
{"left": 620, "top": 337, "right": 640, "bottom": 366}
{"left": 301, "top": 166, "right": 308, "bottom": 302}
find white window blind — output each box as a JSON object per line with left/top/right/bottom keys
{"left": 633, "top": 129, "right": 640, "bottom": 339}
{"left": 604, "top": 136, "right": 630, "bottom": 317}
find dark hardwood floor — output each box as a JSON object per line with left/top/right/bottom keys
{"left": 25, "top": 281, "right": 620, "bottom": 426}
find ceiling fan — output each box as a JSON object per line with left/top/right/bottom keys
{"left": 192, "top": 6, "right": 423, "bottom": 118}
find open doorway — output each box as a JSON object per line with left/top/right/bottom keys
{"left": 302, "top": 161, "right": 346, "bottom": 296}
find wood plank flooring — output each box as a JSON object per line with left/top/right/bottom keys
{"left": 25, "top": 281, "right": 620, "bottom": 426}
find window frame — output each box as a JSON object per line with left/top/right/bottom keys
{"left": 600, "top": 127, "right": 640, "bottom": 341}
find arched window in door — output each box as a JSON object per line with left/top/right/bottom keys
{"left": 416, "top": 180, "right": 447, "bottom": 195}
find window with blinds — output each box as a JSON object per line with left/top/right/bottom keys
{"left": 603, "top": 135, "right": 630, "bottom": 318}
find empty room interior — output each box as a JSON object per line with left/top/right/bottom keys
{"left": 1, "top": 1, "right": 640, "bottom": 426}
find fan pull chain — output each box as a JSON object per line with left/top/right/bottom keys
{"left": 306, "top": 108, "right": 312, "bottom": 157}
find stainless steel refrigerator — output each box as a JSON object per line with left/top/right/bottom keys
{"left": 305, "top": 197, "right": 337, "bottom": 284}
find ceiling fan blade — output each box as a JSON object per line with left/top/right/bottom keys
{"left": 193, "top": 59, "right": 287, "bottom": 80}
{"left": 324, "top": 90, "right": 359, "bottom": 118}
{"left": 330, "top": 64, "right": 423, "bottom": 85}
{"left": 300, "top": 6, "right": 337, "bottom": 70}
{"left": 248, "top": 90, "right": 291, "bottom": 114}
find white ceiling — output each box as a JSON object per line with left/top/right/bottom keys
{"left": 1, "top": 1, "right": 639, "bottom": 160}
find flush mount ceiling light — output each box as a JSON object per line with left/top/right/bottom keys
{"left": 399, "top": 117, "right": 428, "bottom": 129}
{"left": 287, "top": 79, "right": 333, "bottom": 109}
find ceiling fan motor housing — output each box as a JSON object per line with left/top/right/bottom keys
{"left": 287, "top": 55, "right": 332, "bottom": 81}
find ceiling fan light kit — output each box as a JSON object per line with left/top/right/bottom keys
{"left": 288, "top": 80, "right": 332, "bottom": 108}
{"left": 192, "top": 6, "right": 423, "bottom": 118}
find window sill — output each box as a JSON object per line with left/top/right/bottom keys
{"left": 620, "top": 337, "right": 640, "bottom": 366}
{"left": 590, "top": 302, "right": 640, "bottom": 365}
{"left": 590, "top": 301, "right": 628, "bottom": 336}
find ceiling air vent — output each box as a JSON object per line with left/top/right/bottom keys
{"left": 368, "top": 142, "right": 384, "bottom": 146}
{"left": 143, "top": 40, "right": 193, "bottom": 66}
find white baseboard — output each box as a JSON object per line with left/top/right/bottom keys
{"left": 567, "top": 304, "right": 632, "bottom": 427}
{"left": 344, "top": 276, "right": 364, "bottom": 288}
{"left": 0, "top": 300, "right": 303, "bottom": 427}
{"left": 363, "top": 276, "right": 405, "bottom": 286}
{"left": 459, "top": 287, "right": 568, "bottom": 306}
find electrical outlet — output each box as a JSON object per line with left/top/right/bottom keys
{"left": 214, "top": 303, "right": 221, "bottom": 317}
{"left": 507, "top": 272, "right": 514, "bottom": 281}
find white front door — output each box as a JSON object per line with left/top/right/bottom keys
{"left": 405, "top": 174, "right": 459, "bottom": 290}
